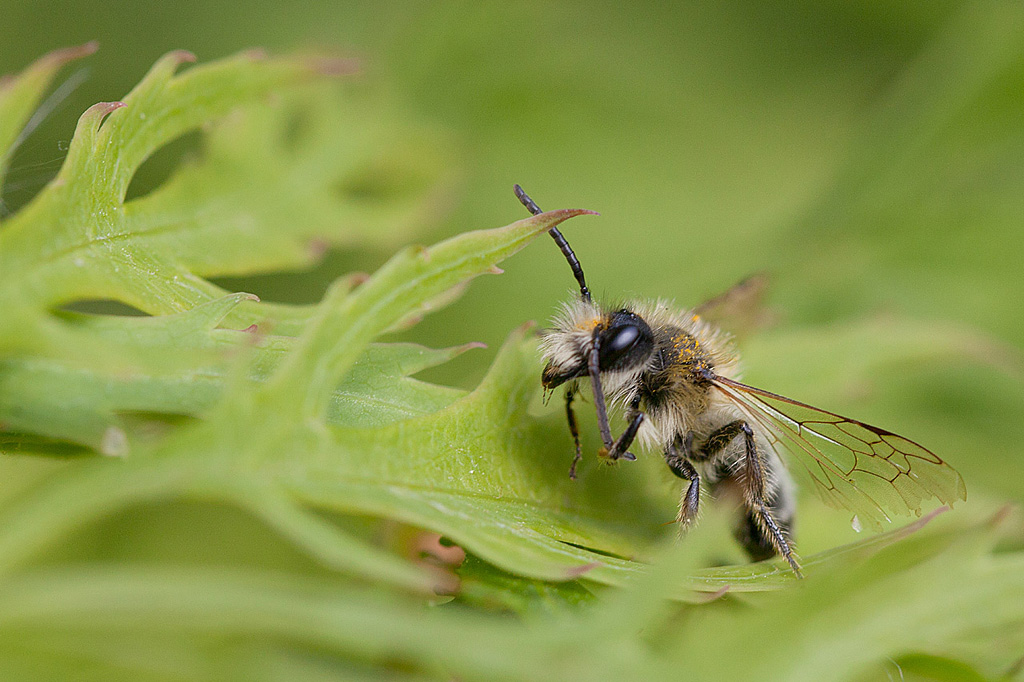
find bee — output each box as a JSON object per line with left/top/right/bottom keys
{"left": 515, "top": 184, "right": 966, "bottom": 575}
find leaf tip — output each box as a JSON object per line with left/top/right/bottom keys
{"left": 430, "top": 568, "right": 461, "bottom": 596}
{"left": 546, "top": 208, "right": 600, "bottom": 220}
{"left": 0, "top": 41, "right": 99, "bottom": 93}
{"left": 987, "top": 503, "right": 1015, "bottom": 531}
{"left": 516, "top": 320, "right": 538, "bottom": 335}
{"left": 42, "top": 41, "right": 100, "bottom": 68}
{"left": 437, "top": 341, "right": 488, "bottom": 362}
{"left": 696, "top": 585, "right": 731, "bottom": 603}
{"left": 77, "top": 100, "right": 126, "bottom": 131}
{"left": 306, "top": 238, "right": 330, "bottom": 262}
{"left": 168, "top": 50, "right": 198, "bottom": 65}
{"left": 899, "top": 505, "right": 948, "bottom": 536}
{"left": 564, "top": 561, "right": 602, "bottom": 579}
{"left": 240, "top": 47, "right": 269, "bottom": 62}
{"left": 92, "top": 100, "right": 127, "bottom": 115}
{"left": 142, "top": 50, "right": 196, "bottom": 83}
{"left": 334, "top": 271, "right": 370, "bottom": 294}
{"left": 521, "top": 208, "right": 600, "bottom": 238}
{"left": 549, "top": 208, "right": 600, "bottom": 219}
{"left": 306, "top": 55, "right": 361, "bottom": 77}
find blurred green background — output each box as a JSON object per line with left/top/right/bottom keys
{"left": 3, "top": 1, "right": 1024, "bottom": 679}
{"left": 4, "top": 0, "right": 1022, "bottom": 510}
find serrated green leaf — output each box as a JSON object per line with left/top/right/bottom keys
{"left": 0, "top": 287, "right": 975, "bottom": 603}
{"left": 0, "top": 48, "right": 448, "bottom": 355}
{"left": 0, "top": 294, "right": 477, "bottom": 452}
{"left": 127, "top": 80, "right": 455, "bottom": 278}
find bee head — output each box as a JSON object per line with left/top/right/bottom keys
{"left": 541, "top": 307, "right": 655, "bottom": 389}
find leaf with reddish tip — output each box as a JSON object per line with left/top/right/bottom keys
{"left": 0, "top": 42, "right": 98, "bottom": 195}
{"left": 0, "top": 49, "right": 454, "bottom": 324}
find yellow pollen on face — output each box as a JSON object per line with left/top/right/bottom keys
{"left": 691, "top": 314, "right": 700, "bottom": 323}
{"left": 574, "top": 317, "right": 601, "bottom": 331}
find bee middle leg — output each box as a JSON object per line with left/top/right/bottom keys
{"left": 691, "top": 421, "right": 801, "bottom": 575}
{"left": 664, "top": 441, "right": 700, "bottom": 526}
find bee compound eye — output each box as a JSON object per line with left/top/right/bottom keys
{"left": 610, "top": 325, "right": 640, "bottom": 353}
{"left": 599, "top": 324, "right": 641, "bottom": 367}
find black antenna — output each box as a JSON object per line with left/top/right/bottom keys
{"left": 514, "top": 184, "right": 591, "bottom": 302}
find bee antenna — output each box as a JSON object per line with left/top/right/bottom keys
{"left": 514, "top": 184, "right": 592, "bottom": 303}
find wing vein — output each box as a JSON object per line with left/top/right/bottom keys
{"left": 708, "top": 374, "right": 965, "bottom": 529}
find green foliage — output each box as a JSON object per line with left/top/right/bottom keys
{"left": 0, "top": 32, "right": 1022, "bottom": 682}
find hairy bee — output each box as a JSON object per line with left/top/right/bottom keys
{"left": 515, "top": 184, "right": 966, "bottom": 575}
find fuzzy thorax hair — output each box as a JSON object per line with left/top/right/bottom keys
{"left": 539, "top": 297, "right": 744, "bottom": 450}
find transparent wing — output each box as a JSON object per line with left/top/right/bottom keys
{"left": 692, "top": 274, "right": 773, "bottom": 339}
{"left": 711, "top": 375, "right": 967, "bottom": 530}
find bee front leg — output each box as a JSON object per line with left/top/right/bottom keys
{"left": 565, "top": 387, "right": 583, "bottom": 479}
{"left": 599, "top": 397, "right": 643, "bottom": 463}
{"left": 602, "top": 411, "right": 643, "bottom": 462}
{"left": 665, "top": 441, "right": 700, "bottom": 526}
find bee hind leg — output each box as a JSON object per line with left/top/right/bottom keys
{"left": 696, "top": 421, "right": 802, "bottom": 576}
{"left": 738, "top": 437, "right": 801, "bottom": 575}
{"left": 740, "top": 490, "right": 800, "bottom": 576}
